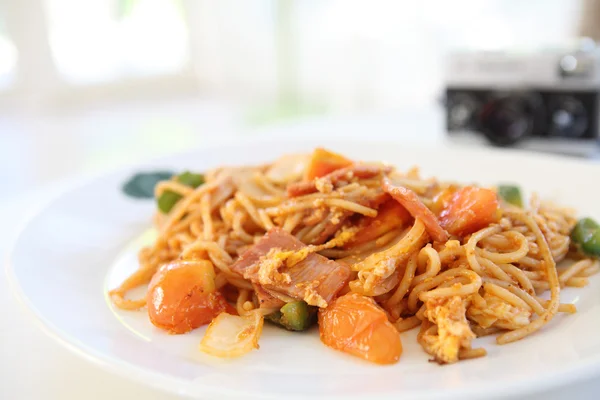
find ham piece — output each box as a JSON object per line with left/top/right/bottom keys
{"left": 252, "top": 283, "right": 286, "bottom": 310}
{"left": 382, "top": 177, "right": 449, "bottom": 243}
{"left": 231, "top": 228, "right": 351, "bottom": 307}
{"left": 287, "top": 164, "right": 389, "bottom": 197}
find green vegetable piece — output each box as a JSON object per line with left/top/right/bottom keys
{"left": 122, "top": 171, "right": 174, "bottom": 199}
{"left": 280, "top": 301, "right": 312, "bottom": 331}
{"left": 157, "top": 191, "right": 183, "bottom": 213}
{"left": 581, "top": 230, "right": 600, "bottom": 256}
{"left": 266, "top": 301, "right": 317, "bottom": 331}
{"left": 571, "top": 217, "right": 599, "bottom": 244}
{"left": 497, "top": 185, "right": 523, "bottom": 207}
{"left": 177, "top": 171, "right": 205, "bottom": 188}
{"left": 572, "top": 218, "right": 600, "bottom": 257}
{"left": 156, "top": 171, "right": 204, "bottom": 214}
{"left": 266, "top": 310, "right": 284, "bottom": 325}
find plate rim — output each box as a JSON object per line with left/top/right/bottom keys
{"left": 6, "top": 135, "right": 600, "bottom": 399}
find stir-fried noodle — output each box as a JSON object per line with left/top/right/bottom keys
{"left": 110, "top": 148, "right": 598, "bottom": 364}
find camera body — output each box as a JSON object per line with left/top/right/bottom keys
{"left": 445, "top": 44, "right": 600, "bottom": 154}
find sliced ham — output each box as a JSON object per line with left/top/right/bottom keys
{"left": 287, "top": 164, "right": 389, "bottom": 197}
{"left": 231, "top": 228, "right": 351, "bottom": 307}
{"left": 310, "top": 214, "right": 350, "bottom": 245}
{"left": 382, "top": 177, "right": 449, "bottom": 243}
{"left": 252, "top": 283, "right": 286, "bottom": 310}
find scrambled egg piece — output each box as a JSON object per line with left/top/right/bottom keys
{"left": 256, "top": 248, "right": 293, "bottom": 286}
{"left": 421, "top": 296, "right": 475, "bottom": 364}
{"left": 254, "top": 229, "right": 356, "bottom": 306}
{"left": 255, "top": 250, "right": 329, "bottom": 307}
{"left": 285, "top": 227, "right": 356, "bottom": 266}
{"left": 315, "top": 177, "right": 334, "bottom": 194}
{"left": 330, "top": 208, "right": 346, "bottom": 225}
{"left": 467, "top": 292, "right": 531, "bottom": 330}
{"left": 296, "top": 280, "right": 328, "bottom": 308}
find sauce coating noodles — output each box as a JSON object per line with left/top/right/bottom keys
{"left": 109, "top": 149, "right": 598, "bottom": 364}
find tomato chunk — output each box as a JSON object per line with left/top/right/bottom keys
{"left": 305, "top": 148, "right": 353, "bottom": 181}
{"left": 439, "top": 186, "right": 499, "bottom": 236}
{"left": 147, "top": 261, "right": 234, "bottom": 334}
{"left": 344, "top": 199, "right": 412, "bottom": 248}
{"left": 430, "top": 185, "right": 460, "bottom": 215}
{"left": 318, "top": 293, "right": 402, "bottom": 364}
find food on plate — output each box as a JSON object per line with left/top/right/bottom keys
{"left": 199, "top": 310, "right": 264, "bottom": 358}
{"left": 146, "top": 260, "right": 234, "bottom": 334}
{"left": 266, "top": 300, "right": 317, "bottom": 331}
{"left": 319, "top": 293, "right": 403, "bottom": 364}
{"left": 571, "top": 218, "right": 600, "bottom": 257}
{"left": 497, "top": 184, "right": 523, "bottom": 207}
{"left": 109, "top": 147, "right": 599, "bottom": 364}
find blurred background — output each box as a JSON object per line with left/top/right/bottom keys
{"left": 0, "top": 0, "right": 596, "bottom": 196}
{"left": 2, "top": 4, "right": 600, "bottom": 399}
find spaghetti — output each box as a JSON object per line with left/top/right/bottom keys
{"left": 109, "top": 148, "right": 599, "bottom": 365}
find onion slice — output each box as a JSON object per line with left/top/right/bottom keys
{"left": 266, "top": 154, "right": 309, "bottom": 184}
{"left": 199, "top": 310, "right": 264, "bottom": 358}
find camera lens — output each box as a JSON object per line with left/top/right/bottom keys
{"left": 548, "top": 96, "right": 588, "bottom": 138}
{"left": 478, "top": 94, "right": 542, "bottom": 146}
{"left": 447, "top": 93, "right": 479, "bottom": 130}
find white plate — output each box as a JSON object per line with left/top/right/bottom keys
{"left": 7, "top": 137, "right": 600, "bottom": 400}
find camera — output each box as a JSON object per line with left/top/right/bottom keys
{"left": 444, "top": 41, "right": 600, "bottom": 155}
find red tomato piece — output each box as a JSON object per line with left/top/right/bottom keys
{"left": 439, "top": 186, "right": 499, "bottom": 236}
{"left": 344, "top": 199, "right": 412, "bottom": 248}
{"left": 305, "top": 148, "right": 353, "bottom": 181}
{"left": 319, "top": 293, "right": 402, "bottom": 364}
{"left": 147, "top": 261, "right": 234, "bottom": 334}
{"left": 430, "top": 185, "right": 460, "bottom": 215}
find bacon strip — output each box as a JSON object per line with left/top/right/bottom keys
{"left": 231, "top": 228, "right": 351, "bottom": 307}
{"left": 287, "top": 164, "right": 390, "bottom": 197}
{"left": 382, "top": 177, "right": 449, "bottom": 242}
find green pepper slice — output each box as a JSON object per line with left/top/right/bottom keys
{"left": 497, "top": 184, "right": 523, "bottom": 207}
{"left": 177, "top": 171, "right": 205, "bottom": 188}
{"left": 157, "top": 191, "right": 183, "bottom": 214}
{"left": 157, "top": 171, "right": 205, "bottom": 213}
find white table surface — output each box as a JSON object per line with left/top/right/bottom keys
{"left": 1, "top": 103, "right": 599, "bottom": 399}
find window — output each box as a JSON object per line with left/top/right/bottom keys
{"left": 0, "top": 15, "right": 17, "bottom": 90}
{"left": 44, "top": 0, "right": 189, "bottom": 85}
